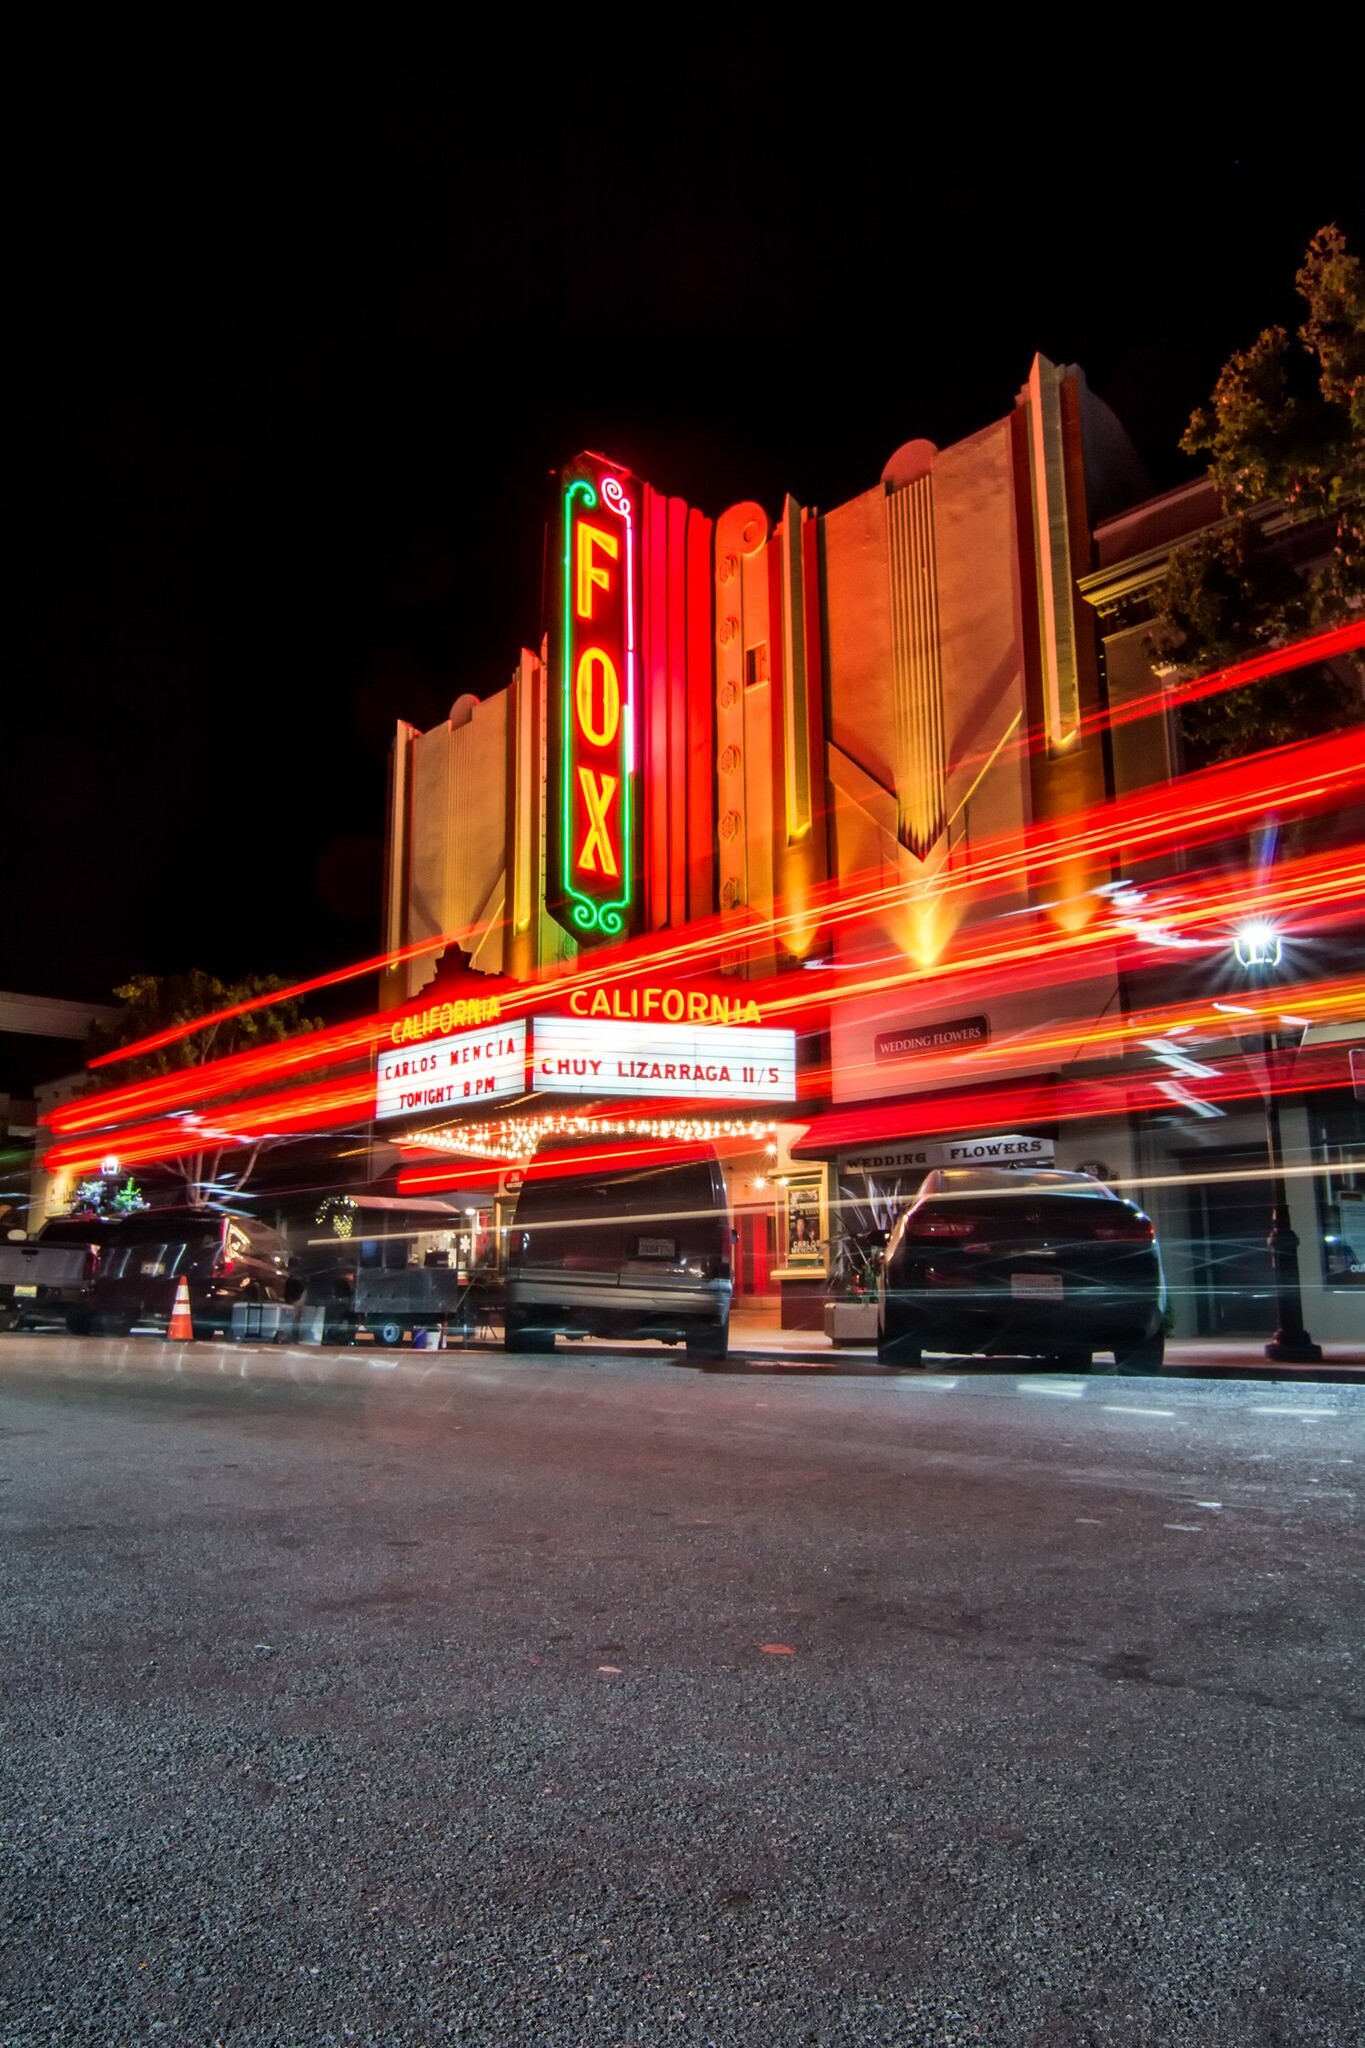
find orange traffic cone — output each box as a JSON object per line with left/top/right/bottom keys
{"left": 168, "top": 1276, "right": 194, "bottom": 1341}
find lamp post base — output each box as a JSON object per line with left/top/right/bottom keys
{"left": 1265, "top": 1332, "right": 1324, "bottom": 1364}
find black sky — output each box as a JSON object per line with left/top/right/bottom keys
{"left": 9, "top": 47, "right": 1362, "bottom": 1008}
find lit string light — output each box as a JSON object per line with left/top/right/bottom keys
{"left": 400, "top": 1111, "right": 778, "bottom": 1165}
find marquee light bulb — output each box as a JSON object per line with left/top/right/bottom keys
{"left": 400, "top": 1109, "right": 778, "bottom": 1165}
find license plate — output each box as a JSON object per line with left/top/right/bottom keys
{"left": 1012, "top": 1271, "right": 1063, "bottom": 1301}
{"left": 637, "top": 1237, "right": 676, "bottom": 1259}
{"left": 14, "top": 1283, "right": 37, "bottom": 1298}
{"left": 140, "top": 1260, "right": 166, "bottom": 1277}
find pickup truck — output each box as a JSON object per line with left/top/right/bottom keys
{"left": 0, "top": 1221, "right": 109, "bottom": 1329}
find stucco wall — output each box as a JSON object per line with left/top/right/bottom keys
{"left": 934, "top": 418, "right": 1030, "bottom": 879}
{"left": 405, "top": 692, "right": 510, "bottom": 995}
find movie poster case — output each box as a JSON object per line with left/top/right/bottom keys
{"left": 773, "top": 1165, "right": 829, "bottom": 1280}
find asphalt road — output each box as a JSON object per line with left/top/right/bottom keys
{"left": 2, "top": 1345, "right": 1362, "bottom": 2047}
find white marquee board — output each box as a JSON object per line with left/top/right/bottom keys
{"left": 375, "top": 1017, "right": 527, "bottom": 1121}
{"left": 530, "top": 1015, "right": 797, "bottom": 1102}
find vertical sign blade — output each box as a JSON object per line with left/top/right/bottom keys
{"left": 548, "top": 455, "right": 638, "bottom": 944}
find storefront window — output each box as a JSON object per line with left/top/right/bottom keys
{"left": 1311, "top": 1092, "right": 1365, "bottom": 1286}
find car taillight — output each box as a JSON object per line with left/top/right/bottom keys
{"left": 1093, "top": 1216, "right": 1155, "bottom": 1242}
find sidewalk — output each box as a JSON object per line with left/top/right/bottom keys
{"left": 1, "top": 1319, "right": 1361, "bottom": 1388}
{"left": 725, "top": 1308, "right": 1365, "bottom": 1384}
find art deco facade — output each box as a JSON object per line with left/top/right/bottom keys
{"left": 42, "top": 357, "right": 1363, "bottom": 1342}
{"left": 374, "top": 354, "right": 1363, "bottom": 1341}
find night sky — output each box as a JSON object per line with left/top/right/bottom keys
{"left": 9, "top": 50, "right": 1361, "bottom": 1013}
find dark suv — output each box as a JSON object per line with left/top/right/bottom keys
{"left": 876, "top": 1167, "right": 1166, "bottom": 1374}
{"left": 65, "top": 1208, "right": 292, "bottom": 1336}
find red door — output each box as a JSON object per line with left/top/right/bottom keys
{"left": 736, "top": 1210, "right": 773, "bottom": 1299}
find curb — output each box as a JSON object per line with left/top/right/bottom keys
{"left": 2, "top": 1331, "right": 1363, "bottom": 1390}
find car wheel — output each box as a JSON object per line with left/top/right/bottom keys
{"left": 1113, "top": 1332, "right": 1165, "bottom": 1376}
{"left": 877, "top": 1326, "right": 923, "bottom": 1370}
{"left": 65, "top": 1311, "right": 92, "bottom": 1336}
{"left": 504, "top": 1313, "right": 554, "bottom": 1354}
{"left": 686, "top": 1325, "right": 729, "bottom": 1367}
{"left": 376, "top": 1320, "right": 405, "bottom": 1348}
{"left": 94, "top": 1312, "right": 133, "bottom": 1339}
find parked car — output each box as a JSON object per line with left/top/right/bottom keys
{"left": 65, "top": 1207, "right": 292, "bottom": 1336}
{"left": 876, "top": 1167, "right": 1165, "bottom": 1373}
{"left": 504, "top": 1139, "right": 732, "bottom": 1360}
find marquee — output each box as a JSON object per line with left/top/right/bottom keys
{"left": 373, "top": 1003, "right": 796, "bottom": 1119}
{"left": 530, "top": 1015, "right": 796, "bottom": 1103}
{"left": 375, "top": 1017, "right": 527, "bottom": 1121}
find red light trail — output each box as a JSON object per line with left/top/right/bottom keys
{"left": 46, "top": 833, "right": 1365, "bottom": 1172}
{"left": 58, "top": 715, "right": 1365, "bottom": 1141}
{"left": 1085, "top": 618, "right": 1365, "bottom": 742}
{"left": 44, "top": 942, "right": 1365, "bottom": 1180}
{"left": 47, "top": 611, "right": 1365, "bottom": 1182}
{"left": 84, "top": 931, "right": 459, "bottom": 1071}
{"left": 84, "top": 622, "right": 1365, "bottom": 1074}
{"left": 783, "top": 1043, "right": 1356, "bottom": 1162}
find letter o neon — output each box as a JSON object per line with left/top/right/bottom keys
{"left": 575, "top": 648, "right": 620, "bottom": 747}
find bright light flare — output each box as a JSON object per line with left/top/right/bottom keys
{"left": 1233, "top": 921, "right": 1282, "bottom": 969}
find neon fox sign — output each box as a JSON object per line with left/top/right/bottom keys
{"left": 550, "top": 454, "right": 637, "bottom": 942}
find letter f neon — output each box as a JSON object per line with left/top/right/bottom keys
{"left": 575, "top": 521, "right": 619, "bottom": 620}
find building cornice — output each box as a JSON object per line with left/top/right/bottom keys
{"left": 1079, "top": 500, "right": 1301, "bottom": 622}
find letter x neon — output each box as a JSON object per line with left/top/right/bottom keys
{"left": 576, "top": 767, "right": 620, "bottom": 875}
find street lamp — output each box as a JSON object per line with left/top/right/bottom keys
{"left": 1231, "top": 921, "right": 1323, "bottom": 1364}
{"left": 1233, "top": 922, "right": 1281, "bottom": 971}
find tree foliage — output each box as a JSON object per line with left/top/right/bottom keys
{"left": 89, "top": 970, "right": 319, "bottom": 1080}
{"left": 87, "top": 971, "right": 322, "bottom": 1206}
{"left": 1152, "top": 226, "right": 1364, "bottom": 763}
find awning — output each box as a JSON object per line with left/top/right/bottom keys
{"left": 789, "top": 1079, "right": 1062, "bottom": 1160}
